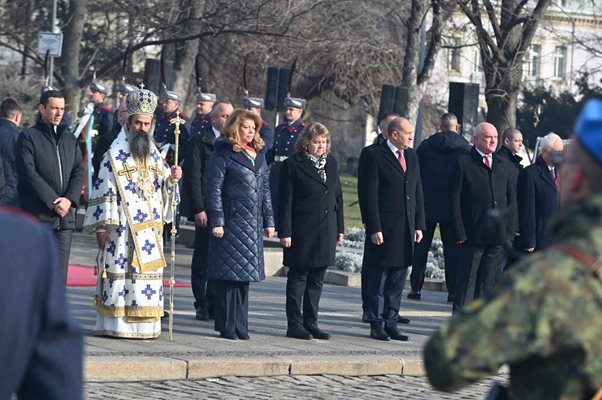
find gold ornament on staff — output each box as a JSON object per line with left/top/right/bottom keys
{"left": 168, "top": 111, "right": 184, "bottom": 342}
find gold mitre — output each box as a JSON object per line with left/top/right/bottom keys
{"left": 126, "top": 85, "right": 157, "bottom": 116}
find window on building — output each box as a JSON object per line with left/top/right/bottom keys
{"left": 554, "top": 45, "right": 567, "bottom": 77}
{"left": 472, "top": 48, "right": 482, "bottom": 72}
{"left": 447, "top": 37, "right": 461, "bottom": 72}
{"left": 530, "top": 44, "right": 541, "bottom": 78}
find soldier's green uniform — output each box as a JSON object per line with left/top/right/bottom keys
{"left": 424, "top": 193, "right": 602, "bottom": 399}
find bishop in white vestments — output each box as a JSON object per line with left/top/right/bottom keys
{"left": 83, "top": 87, "right": 182, "bottom": 338}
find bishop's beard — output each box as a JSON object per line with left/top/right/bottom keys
{"left": 127, "top": 127, "right": 153, "bottom": 161}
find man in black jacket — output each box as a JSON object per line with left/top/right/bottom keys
{"left": 184, "top": 101, "right": 233, "bottom": 320}
{"left": 408, "top": 113, "right": 471, "bottom": 302}
{"left": 17, "top": 90, "right": 84, "bottom": 284}
{"left": 517, "top": 132, "right": 563, "bottom": 253}
{"left": 450, "top": 122, "right": 517, "bottom": 312}
{"left": 0, "top": 98, "right": 22, "bottom": 207}
{"left": 358, "top": 116, "right": 425, "bottom": 341}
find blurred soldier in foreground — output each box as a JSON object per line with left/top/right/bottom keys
{"left": 424, "top": 99, "right": 602, "bottom": 400}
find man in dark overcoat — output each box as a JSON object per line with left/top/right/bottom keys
{"left": 0, "top": 97, "right": 22, "bottom": 207}
{"left": 184, "top": 101, "right": 233, "bottom": 320}
{"left": 408, "top": 112, "right": 471, "bottom": 303}
{"left": 450, "top": 122, "right": 517, "bottom": 313}
{"left": 517, "top": 132, "right": 563, "bottom": 253}
{"left": 0, "top": 208, "right": 83, "bottom": 399}
{"left": 358, "top": 116, "right": 425, "bottom": 341}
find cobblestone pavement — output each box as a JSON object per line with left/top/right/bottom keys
{"left": 85, "top": 374, "right": 505, "bottom": 399}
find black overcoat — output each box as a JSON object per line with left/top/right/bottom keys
{"left": 450, "top": 147, "right": 518, "bottom": 245}
{"left": 516, "top": 156, "right": 559, "bottom": 250}
{"left": 357, "top": 141, "right": 426, "bottom": 268}
{"left": 277, "top": 153, "right": 344, "bottom": 268}
{"left": 183, "top": 125, "right": 216, "bottom": 220}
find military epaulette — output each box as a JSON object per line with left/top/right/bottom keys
{"left": 101, "top": 105, "right": 112, "bottom": 112}
{"left": 262, "top": 120, "right": 269, "bottom": 127}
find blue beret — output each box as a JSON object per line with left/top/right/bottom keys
{"left": 575, "top": 98, "right": 602, "bottom": 165}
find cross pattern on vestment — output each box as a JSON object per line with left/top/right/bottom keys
{"left": 107, "top": 241, "right": 116, "bottom": 256}
{"left": 131, "top": 300, "right": 138, "bottom": 306}
{"left": 152, "top": 207, "right": 160, "bottom": 220}
{"left": 116, "top": 150, "right": 130, "bottom": 163}
{"left": 102, "top": 290, "right": 108, "bottom": 302}
{"left": 133, "top": 209, "right": 148, "bottom": 223}
{"left": 118, "top": 286, "right": 129, "bottom": 298}
{"left": 141, "top": 239, "right": 156, "bottom": 255}
{"left": 103, "top": 159, "right": 113, "bottom": 171}
{"left": 141, "top": 284, "right": 156, "bottom": 300}
{"left": 125, "top": 180, "right": 137, "bottom": 195}
{"left": 104, "top": 187, "right": 115, "bottom": 197}
{"left": 94, "top": 177, "right": 104, "bottom": 190}
{"left": 159, "top": 286, "right": 163, "bottom": 301}
{"left": 115, "top": 254, "right": 127, "bottom": 269}
{"left": 117, "top": 224, "right": 126, "bottom": 237}
{"left": 118, "top": 162, "right": 137, "bottom": 181}
{"left": 150, "top": 164, "right": 161, "bottom": 177}
{"left": 93, "top": 206, "right": 103, "bottom": 220}
{"left": 151, "top": 151, "right": 161, "bottom": 163}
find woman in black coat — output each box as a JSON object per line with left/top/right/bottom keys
{"left": 277, "top": 122, "right": 344, "bottom": 340}
{"left": 206, "top": 109, "right": 275, "bottom": 340}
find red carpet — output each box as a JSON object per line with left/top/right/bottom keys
{"left": 67, "top": 264, "right": 192, "bottom": 288}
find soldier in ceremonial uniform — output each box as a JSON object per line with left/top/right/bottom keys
{"left": 88, "top": 81, "right": 114, "bottom": 140}
{"left": 424, "top": 99, "right": 602, "bottom": 400}
{"left": 267, "top": 97, "right": 307, "bottom": 225}
{"left": 154, "top": 90, "right": 191, "bottom": 163}
{"left": 117, "top": 82, "right": 136, "bottom": 105}
{"left": 244, "top": 96, "right": 274, "bottom": 150}
{"left": 190, "top": 92, "right": 216, "bottom": 137}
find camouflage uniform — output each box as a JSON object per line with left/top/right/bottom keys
{"left": 424, "top": 193, "right": 602, "bottom": 400}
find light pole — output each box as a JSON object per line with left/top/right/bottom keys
{"left": 48, "top": 0, "right": 58, "bottom": 85}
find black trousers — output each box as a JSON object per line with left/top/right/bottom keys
{"left": 361, "top": 262, "right": 369, "bottom": 313}
{"left": 453, "top": 244, "right": 505, "bottom": 313}
{"left": 286, "top": 266, "right": 327, "bottom": 328}
{"left": 190, "top": 225, "right": 214, "bottom": 313}
{"left": 366, "top": 266, "right": 408, "bottom": 329}
{"left": 213, "top": 279, "right": 249, "bottom": 336}
{"left": 53, "top": 228, "right": 73, "bottom": 285}
{"left": 410, "top": 220, "right": 458, "bottom": 295}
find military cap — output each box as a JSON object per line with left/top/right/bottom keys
{"left": 243, "top": 97, "right": 264, "bottom": 109}
{"left": 126, "top": 88, "right": 157, "bottom": 117}
{"left": 163, "top": 90, "right": 181, "bottom": 102}
{"left": 119, "top": 83, "right": 136, "bottom": 94}
{"left": 41, "top": 85, "right": 59, "bottom": 95}
{"left": 575, "top": 98, "right": 602, "bottom": 165}
{"left": 197, "top": 92, "right": 216, "bottom": 102}
{"left": 90, "top": 80, "right": 108, "bottom": 95}
{"left": 283, "top": 97, "right": 306, "bottom": 110}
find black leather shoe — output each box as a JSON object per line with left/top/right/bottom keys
{"left": 195, "top": 307, "right": 210, "bottom": 321}
{"left": 362, "top": 312, "right": 371, "bottom": 323}
{"left": 407, "top": 291, "right": 421, "bottom": 300}
{"left": 286, "top": 325, "right": 312, "bottom": 340}
{"left": 369, "top": 328, "right": 390, "bottom": 341}
{"left": 398, "top": 316, "right": 410, "bottom": 324}
{"left": 236, "top": 330, "right": 251, "bottom": 340}
{"left": 305, "top": 326, "right": 331, "bottom": 340}
{"left": 219, "top": 331, "right": 237, "bottom": 340}
{"left": 385, "top": 326, "right": 409, "bottom": 341}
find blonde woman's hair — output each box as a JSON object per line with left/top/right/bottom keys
{"left": 295, "top": 122, "right": 330, "bottom": 156}
{"left": 222, "top": 109, "right": 264, "bottom": 152}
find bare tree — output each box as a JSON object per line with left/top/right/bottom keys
{"left": 456, "top": 0, "right": 553, "bottom": 133}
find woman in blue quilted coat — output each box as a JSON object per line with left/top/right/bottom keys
{"left": 206, "top": 109, "right": 275, "bottom": 340}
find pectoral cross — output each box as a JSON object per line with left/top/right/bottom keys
{"left": 117, "top": 162, "right": 137, "bottom": 181}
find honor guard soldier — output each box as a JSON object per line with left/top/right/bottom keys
{"left": 243, "top": 96, "right": 274, "bottom": 150}
{"left": 88, "top": 81, "right": 114, "bottom": 140}
{"left": 190, "top": 92, "right": 215, "bottom": 137}
{"left": 267, "top": 96, "right": 307, "bottom": 225}
{"left": 154, "top": 90, "right": 191, "bottom": 165}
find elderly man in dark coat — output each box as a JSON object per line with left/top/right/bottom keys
{"left": 451, "top": 122, "right": 517, "bottom": 313}
{"left": 358, "top": 116, "right": 425, "bottom": 341}
{"left": 206, "top": 109, "right": 275, "bottom": 340}
{"left": 517, "top": 132, "right": 563, "bottom": 253}
{"left": 278, "top": 122, "right": 344, "bottom": 340}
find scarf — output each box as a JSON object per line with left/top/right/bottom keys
{"left": 308, "top": 154, "right": 327, "bottom": 182}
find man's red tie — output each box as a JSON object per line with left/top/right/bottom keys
{"left": 397, "top": 150, "right": 406, "bottom": 172}
{"left": 484, "top": 154, "right": 492, "bottom": 169}
{"left": 553, "top": 168, "right": 560, "bottom": 189}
